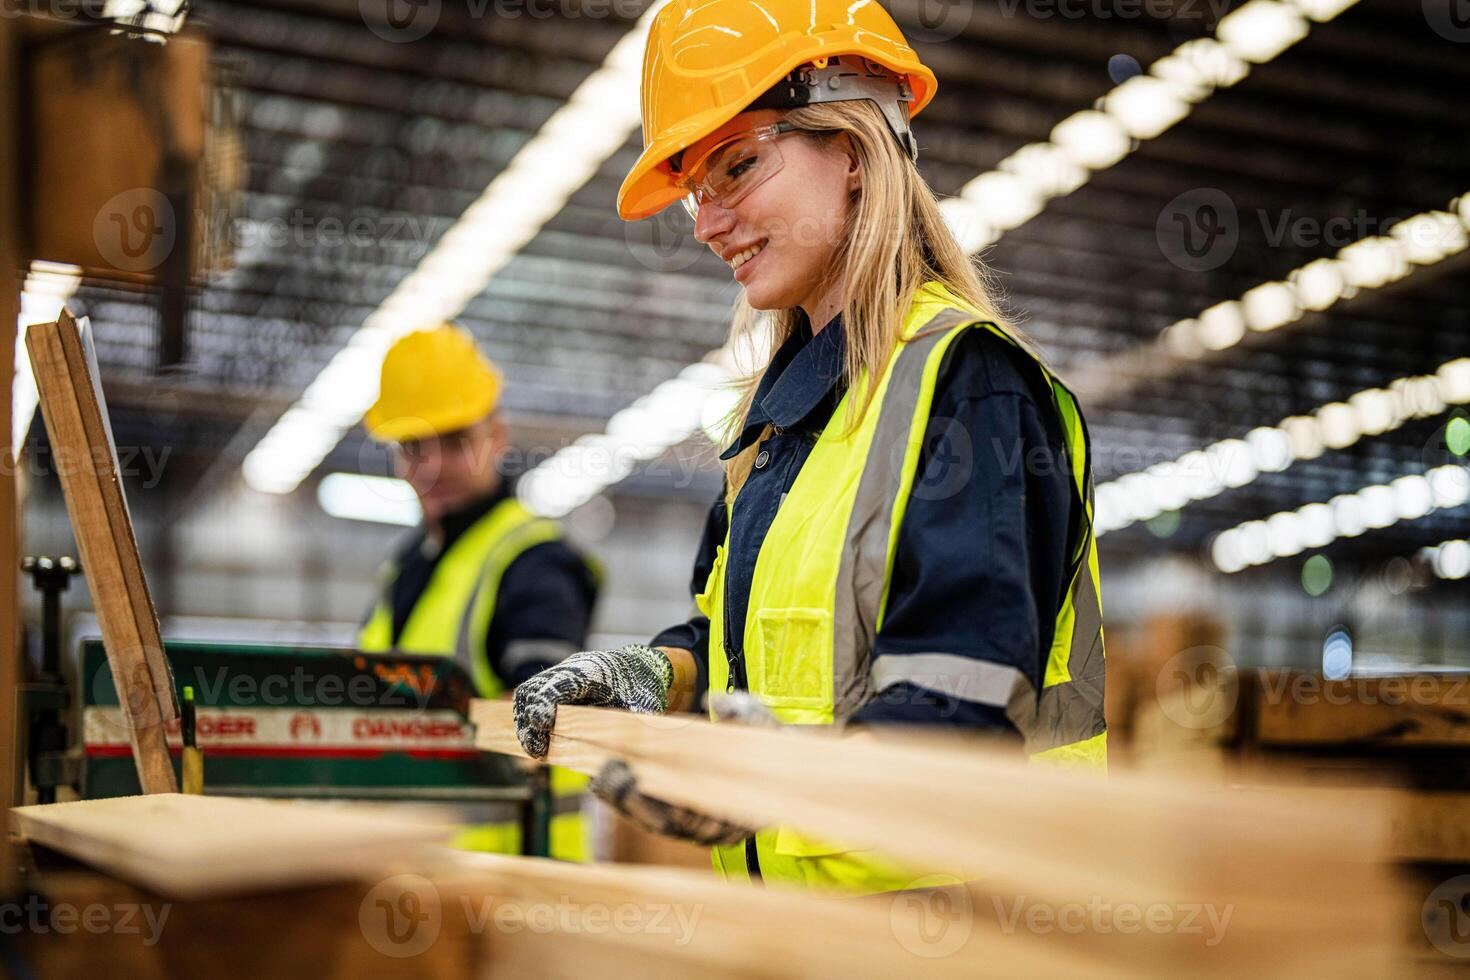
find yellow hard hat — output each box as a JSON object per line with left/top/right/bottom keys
{"left": 364, "top": 324, "right": 502, "bottom": 443}
{"left": 616, "top": 0, "right": 938, "bottom": 221}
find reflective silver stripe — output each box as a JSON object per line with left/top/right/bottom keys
{"left": 551, "top": 793, "right": 584, "bottom": 818}
{"left": 503, "top": 639, "right": 577, "bottom": 673}
{"left": 830, "top": 304, "right": 1107, "bottom": 757}
{"left": 1009, "top": 538, "right": 1107, "bottom": 754}
{"left": 871, "top": 653, "right": 1022, "bottom": 708}
{"left": 832, "top": 309, "right": 975, "bottom": 720}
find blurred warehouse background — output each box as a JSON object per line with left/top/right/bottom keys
{"left": 13, "top": 0, "right": 1470, "bottom": 685}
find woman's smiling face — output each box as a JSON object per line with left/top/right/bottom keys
{"left": 689, "top": 110, "right": 859, "bottom": 316}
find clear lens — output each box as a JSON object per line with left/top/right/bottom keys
{"left": 677, "top": 123, "right": 793, "bottom": 220}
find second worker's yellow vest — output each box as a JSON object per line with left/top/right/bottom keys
{"left": 359, "top": 495, "right": 592, "bottom": 861}
{"left": 699, "top": 281, "right": 1108, "bottom": 894}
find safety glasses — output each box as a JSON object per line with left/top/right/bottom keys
{"left": 677, "top": 121, "right": 803, "bottom": 220}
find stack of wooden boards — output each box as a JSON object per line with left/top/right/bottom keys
{"left": 473, "top": 701, "right": 1410, "bottom": 978}
{"left": 1135, "top": 665, "right": 1470, "bottom": 967}
{"left": 13, "top": 701, "right": 1414, "bottom": 978}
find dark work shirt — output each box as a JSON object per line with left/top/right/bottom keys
{"left": 651, "top": 308, "right": 1078, "bottom": 735}
{"left": 378, "top": 479, "right": 598, "bottom": 688}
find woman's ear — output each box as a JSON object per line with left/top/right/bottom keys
{"left": 844, "top": 137, "right": 862, "bottom": 193}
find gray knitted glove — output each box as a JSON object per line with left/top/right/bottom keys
{"left": 590, "top": 759, "right": 754, "bottom": 847}
{"left": 512, "top": 643, "right": 674, "bottom": 758}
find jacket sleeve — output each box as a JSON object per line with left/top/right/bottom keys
{"left": 648, "top": 488, "right": 727, "bottom": 710}
{"left": 849, "top": 328, "right": 1076, "bottom": 735}
{"left": 484, "top": 539, "right": 599, "bottom": 688}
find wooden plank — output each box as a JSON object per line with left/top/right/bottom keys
{"left": 11, "top": 794, "right": 450, "bottom": 899}
{"left": 473, "top": 701, "right": 1408, "bottom": 977}
{"left": 27, "top": 311, "right": 178, "bottom": 793}
{"left": 18, "top": 872, "right": 478, "bottom": 979}
{"left": 437, "top": 852, "right": 1132, "bottom": 980}
{"left": 0, "top": 10, "right": 18, "bottom": 895}
{"left": 1251, "top": 671, "right": 1470, "bottom": 747}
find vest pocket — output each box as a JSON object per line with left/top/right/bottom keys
{"left": 750, "top": 607, "right": 833, "bottom": 716}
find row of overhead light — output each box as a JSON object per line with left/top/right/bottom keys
{"left": 1422, "top": 538, "right": 1470, "bottom": 581}
{"left": 1095, "top": 356, "right": 1470, "bottom": 534}
{"left": 243, "top": 0, "right": 668, "bottom": 496}
{"left": 939, "top": 0, "right": 1362, "bottom": 252}
{"left": 1210, "top": 464, "right": 1470, "bottom": 573}
{"left": 1161, "top": 199, "right": 1468, "bottom": 360}
{"left": 304, "top": 0, "right": 1364, "bottom": 524}
{"left": 510, "top": 0, "right": 1360, "bottom": 519}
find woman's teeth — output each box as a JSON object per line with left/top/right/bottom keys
{"left": 729, "top": 243, "right": 764, "bottom": 270}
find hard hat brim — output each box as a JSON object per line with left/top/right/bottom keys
{"left": 617, "top": 50, "right": 937, "bottom": 222}
{"left": 363, "top": 386, "right": 498, "bottom": 444}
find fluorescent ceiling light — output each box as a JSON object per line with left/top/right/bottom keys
{"left": 1095, "top": 356, "right": 1470, "bottom": 536}
{"left": 1211, "top": 464, "right": 1470, "bottom": 573}
{"left": 317, "top": 473, "right": 421, "bottom": 526}
{"left": 941, "top": 0, "right": 1355, "bottom": 249}
{"left": 243, "top": 1, "right": 668, "bottom": 496}
{"left": 1080, "top": 192, "right": 1470, "bottom": 397}
{"left": 13, "top": 262, "right": 83, "bottom": 461}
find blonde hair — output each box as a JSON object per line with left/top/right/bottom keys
{"left": 719, "top": 98, "right": 1029, "bottom": 504}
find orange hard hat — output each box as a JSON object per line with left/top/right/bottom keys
{"left": 616, "top": 0, "right": 938, "bottom": 221}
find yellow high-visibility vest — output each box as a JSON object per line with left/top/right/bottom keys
{"left": 699, "top": 281, "right": 1107, "bottom": 893}
{"left": 359, "top": 495, "right": 593, "bottom": 861}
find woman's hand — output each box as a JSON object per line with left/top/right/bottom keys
{"left": 590, "top": 759, "right": 753, "bottom": 846}
{"left": 511, "top": 644, "right": 674, "bottom": 758}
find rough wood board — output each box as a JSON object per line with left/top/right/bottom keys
{"left": 473, "top": 701, "right": 1407, "bottom": 977}
{"left": 11, "top": 794, "right": 450, "bottom": 900}
{"left": 1251, "top": 672, "right": 1470, "bottom": 746}
{"left": 439, "top": 852, "right": 1130, "bottom": 980}
{"left": 16, "top": 872, "right": 478, "bottom": 979}
{"left": 27, "top": 311, "right": 177, "bottom": 793}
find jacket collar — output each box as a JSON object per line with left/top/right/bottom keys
{"left": 720, "top": 309, "right": 846, "bottom": 460}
